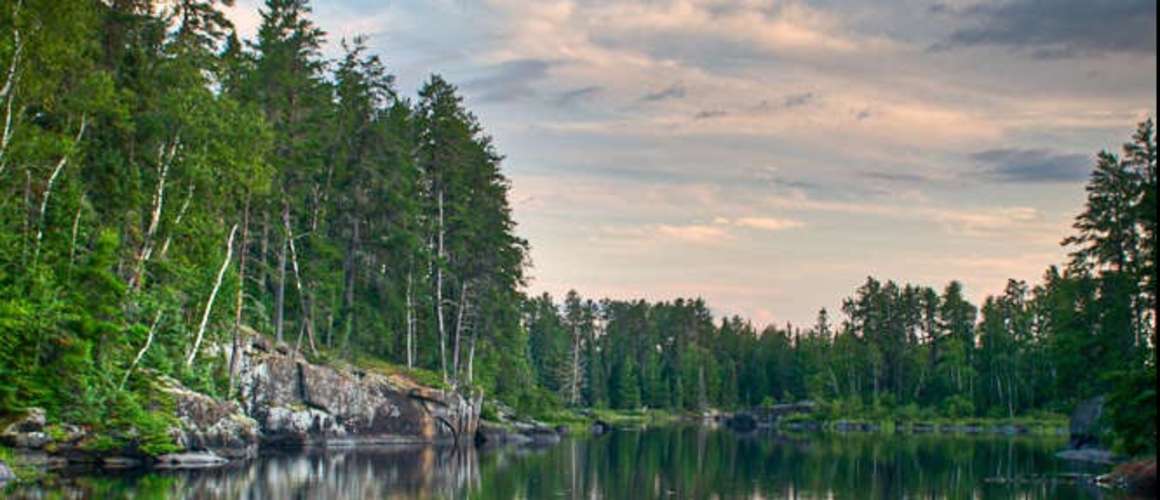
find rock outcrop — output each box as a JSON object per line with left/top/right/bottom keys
{"left": 1, "top": 408, "right": 49, "bottom": 449}
{"left": 157, "top": 375, "right": 259, "bottom": 460}
{"left": 0, "top": 331, "right": 482, "bottom": 470}
{"left": 235, "top": 334, "right": 481, "bottom": 449}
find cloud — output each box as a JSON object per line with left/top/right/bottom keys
{"left": 732, "top": 217, "right": 805, "bottom": 231}
{"left": 555, "top": 85, "right": 602, "bottom": 106}
{"left": 933, "top": 206, "right": 1041, "bottom": 237}
{"left": 655, "top": 224, "right": 730, "bottom": 244}
{"left": 933, "top": 0, "right": 1157, "bottom": 58}
{"left": 640, "top": 83, "right": 687, "bottom": 102}
{"left": 752, "top": 92, "right": 816, "bottom": 112}
{"left": 464, "top": 58, "right": 554, "bottom": 102}
{"left": 780, "top": 92, "right": 815, "bottom": 109}
{"left": 859, "top": 170, "right": 928, "bottom": 183}
{"left": 762, "top": 191, "right": 1047, "bottom": 238}
{"left": 694, "top": 109, "right": 729, "bottom": 120}
{"left": 971, "top": 148, "right": 1092, "bottom": 183}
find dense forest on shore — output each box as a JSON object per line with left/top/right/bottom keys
{"left": 0, "top": 0, "right": 1154, "bottom": 459}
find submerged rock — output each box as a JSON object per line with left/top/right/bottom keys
{"left": 1055, "top": 448, "right": 1118, "bottom": 464}
{"left": 153, "top": 452, "right": 228, "bottom": 469}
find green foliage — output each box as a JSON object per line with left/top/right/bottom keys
{"left": 1103, "top": 365, "right": 1157, "bottom": 456}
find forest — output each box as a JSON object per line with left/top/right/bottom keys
{"left": 0, "top": 0, "right": 1154, "bottom": 460}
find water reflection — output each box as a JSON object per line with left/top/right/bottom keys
{"left": 7, "top": 427, "right": 1118, "bottom": 499}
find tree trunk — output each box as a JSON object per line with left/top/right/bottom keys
{"left": 405, "top": 266, "right": 415, "bottom": 368}
{"left": 129, "top": 134, "right": 179, "bottom": 290}
{"left": 186, "top": 223, "right": 238, "bottom": 368}
{"left": 228, "top": 194, "right": 250, "bottom": 396}
{"left": 0, "top": 1, "right": 22, "bottom": 175}
{"left": 436, "top": 189, "right": 447, "bottom": 384}
{"left": 467, "top": 326, "right": 478, "bottom": 385}
{"left": 341, "top": 217, "right": 359, "bottom": 353}
{"left": 452, "top": 280, "right": 468, "bottom": 379}
{"left": 258, "top": 209, "right": 269, "bottom": 292}
{"left": 274, "top": 200, "right": 288, "bottom": 344}
{"left": 570, "top": 325, "right": 582, "bottom": 406}
{"left": 33, "top": 115, "right": 87, "bottom": 263}
{"left": 157, "top": 183, "right": 194, "bottom": 260}
{"left": 121, "top": 309, "right": 163, "bottom": 390}
{"left": 286, "top": 211, "right": 316, "bottom": 354}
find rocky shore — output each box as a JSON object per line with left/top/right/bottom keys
{"left": 1, "top": 332, "right": 489, "bottom": 476}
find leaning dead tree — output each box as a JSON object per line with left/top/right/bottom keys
{"left": 186, "top": 223, "right": 238, "bottom": 368}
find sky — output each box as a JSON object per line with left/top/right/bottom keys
{"left": 224, "top": 0, "right": 1156, "bottom": 328}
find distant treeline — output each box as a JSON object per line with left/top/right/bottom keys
{"left": 524, "top": 123, "right": 1156, "bottom": 455}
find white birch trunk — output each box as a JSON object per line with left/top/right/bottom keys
{"left": 186, "top": 223, "right": 238, "bottom": 368}
{"left": 33, "top": 115, "right": 87, "bottom": 262}
{"left": 452, "top": 280, "right": 468, "bottom": 379}
{"left": 157, "top": 183, "right": 193, "bottom": 260}
{"left": 0, "top": 0, "right": 22, "bottom": 174}
{"left": 467, "top": 329, "right": 477, "bottom": 385}
{"left": 129, "top": 135, "right": 179, "bottom": 289}
{"left": 121, "top": 310, "right": 163, "bottom": 390}
{"left": 436, "top": 189, "right": 447, "bottom": 384}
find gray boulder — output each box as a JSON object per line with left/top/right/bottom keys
{"left": 1, "top": 407, "right": 50, "bottom": 449}
{"left": 0, "top": 460, "right": 15, "bottom": 483}
{"left": 157, "top": 376, "right": 260, "bottom": 460}
{"left": 1068, "top": 396, "right": 1106, "bottom": 449}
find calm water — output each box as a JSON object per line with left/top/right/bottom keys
{"left": 8, "top": 426, "right": 1119, "bottom": 499}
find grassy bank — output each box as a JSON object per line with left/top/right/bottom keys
{"left": 778, "top": 411, "right": 1068, "bottom": 435}
{"left": 533, "top": 408, "right": 683, "bottom": 434}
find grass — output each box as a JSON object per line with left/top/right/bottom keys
{"left": 348, "top": 355, "right": 449, "bottom": 391}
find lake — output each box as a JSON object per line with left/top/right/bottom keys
{"left": 7, "top": 426, "right": 1117, "bottom": 499}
